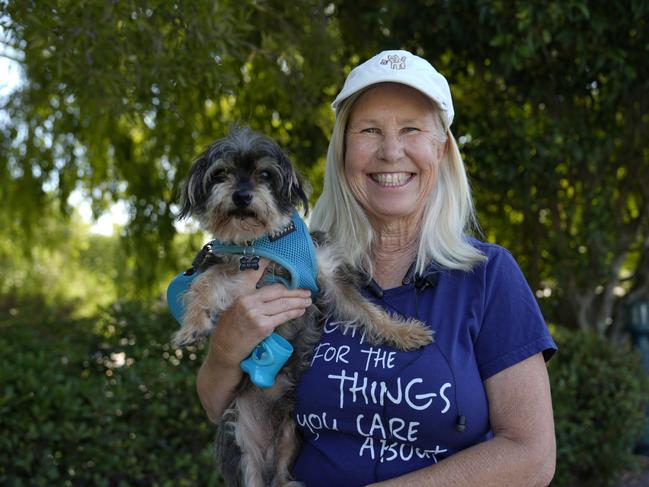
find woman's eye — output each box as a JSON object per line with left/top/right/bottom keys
{"left": 403, "top": 127, "right": 420, "bottom": 133}
{"left": 361, "top": 128, "right": 380, "bottom": 134}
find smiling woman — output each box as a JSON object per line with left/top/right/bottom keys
{"left": 312, "top": 56, "right": 485, "bottom": 280}
{"left": 292, "top": 50, "right": 558, "bottom": 487}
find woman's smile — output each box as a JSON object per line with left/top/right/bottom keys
{"left": 369, "top": 172, "right": 415, "bottom": 187}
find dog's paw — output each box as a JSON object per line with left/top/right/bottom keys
{"left": 171, "top": 326, "right": 203, "bottom": 347}
{"left": 395, "top": 318, "right": 434, "bottom": 350}
{"left": 366, "top": 316, "right": 433, "bottom": 351}
{"left": 172, "top": 306, "right": 214, "bottom": 347}
{"left": 171, "top": 314, "right": 212, "bottom": 347}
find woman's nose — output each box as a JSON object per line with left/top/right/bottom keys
{"left": 378, "top": 133, "right": 404, "bottom": 162}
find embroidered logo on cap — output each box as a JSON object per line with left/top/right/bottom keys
{"left": 380, "top": 54, "right": 406, "bottom": 70}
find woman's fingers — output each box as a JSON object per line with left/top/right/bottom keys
{"left": 237, "top": 260, "right": 311, "bottom": 302}
{"left": 257, "top": 294, "right": 312, "bottom": 318}
{"left": 243, "top": 282, "right": 312, "bottom": 303}
{"left": 262, "top": 307, "right": 311, "bottom": 330}
{"left": 234, "top": 287, "right": 312, "bottom": 334}
{"left": 207, "top": 259, "right": 313, "bottom": 364}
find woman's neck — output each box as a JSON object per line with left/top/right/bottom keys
{"left": 370, "top": 219, "right": 420, "bottom": 290}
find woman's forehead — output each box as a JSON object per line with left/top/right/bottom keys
{"left": 348, "top": 85, "right": 438, "bottom": 126}
{"left": 350, "top": 83, "right": 438, "bottom": 117}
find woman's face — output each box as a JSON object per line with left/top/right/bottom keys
{"left": 344, "top": 83, "right": 446, "bottom": 226}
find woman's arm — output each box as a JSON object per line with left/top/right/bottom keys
{"left": 369, "top": 352, "right": 556, "bottom": 487}
{"left": 195, "top": 260, "right": 313, "bottom": 423}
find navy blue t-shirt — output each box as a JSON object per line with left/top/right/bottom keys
{"left": 292, "top": 241, "right": 557, "bottom": 486}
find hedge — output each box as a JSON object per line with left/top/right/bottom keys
{"left": 0, "top": 299, "right": 222, "bottom": 486}
{"left": 1, "top": 299, "right": 648, "bottom": 486}
{"left": 549, "top": 328, "right": 649, "bottom": 486}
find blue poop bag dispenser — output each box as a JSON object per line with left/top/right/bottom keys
{"left": 166, "top": 211, "right": 319, "bottom": 389}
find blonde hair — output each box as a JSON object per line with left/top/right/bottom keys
{"left": 310, "top": 89, "right": 486, "bottom": 275}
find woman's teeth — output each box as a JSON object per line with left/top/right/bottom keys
{"left": 371, "top": 173, "right": 411, "bottom": 187}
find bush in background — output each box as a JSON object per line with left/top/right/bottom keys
{"left": 550, "top": 328, "right": 649, "bottom": 486}
{"left": 0, "top": 299, "right": 222, "bottom": 486}
{"left": 3, "top": 299, "right": 649, "bottom": 486}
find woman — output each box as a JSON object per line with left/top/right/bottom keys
{"left": 197, "top": 50, "right": 557, "bottom": 486}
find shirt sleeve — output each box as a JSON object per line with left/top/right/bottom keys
{"left": 474, "top": 247, "right": 557, "bottom": 380}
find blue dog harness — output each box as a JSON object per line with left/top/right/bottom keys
{"left": 209, "top": 210, "right": 319, "bottom": 295}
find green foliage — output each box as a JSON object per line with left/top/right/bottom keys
{"left": 0, "top": 206, "right": 121, "bottom": 315}
{"left": 0, "top": 299, "right": 223, "bottom": 486}
{"left": 3, "top": 302, "right": 649, "bottom": 485}
{"left": 0, "top": 184, "right": 213, "bottom": 309}
{"left": 334, "top": 0, "right": 649, "bottom": 333}
{"left": 1, "top": 0, "right": 340, "bottom": 290}
{"left": 549, "top": 328, "right": 649, "bottom": 486}
{"left": 3, "top": 0, "right": 649, "bottom": 334}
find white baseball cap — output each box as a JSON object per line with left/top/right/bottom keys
{"left": 331, "top": 50, "right": 454, "bottom": 127}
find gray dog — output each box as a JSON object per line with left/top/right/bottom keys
{"left": 172, "top": 127, "right": 432, "bottom": 487}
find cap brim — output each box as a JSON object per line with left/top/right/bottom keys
{"left": 332, "top": 76, "right": 451, "bottom": 126}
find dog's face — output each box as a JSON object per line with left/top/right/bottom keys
{"left": 178, "top": 127, "right": 309, "bottom": 243}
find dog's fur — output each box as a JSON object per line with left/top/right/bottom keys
{"left": 172, "top": 127, "right": 433, "bottom": 487}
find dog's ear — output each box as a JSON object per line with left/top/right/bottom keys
{"left": 177, "top": 151, "right": 211, "bottom": 220}
{"left": 291, "top": 170, "right": 310, "bottom": 215}
{"left": 275, "top": 147, "right": 309, "bottom": 215}
{"left": 264, "top": 137, "right": 310, "bottom": 215}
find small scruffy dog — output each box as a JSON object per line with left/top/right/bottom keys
{"left": 172, "top": 126, "right": 432, "bottom": 487}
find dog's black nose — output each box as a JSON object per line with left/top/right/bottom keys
{"left": 233, "top": 190, "right": 253, "bottom": 208}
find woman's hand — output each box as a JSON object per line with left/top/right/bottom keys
{"left": 207, "top": 258, "right": 313, "bottom": 368}
{"left": 197, "top": 258, "right": 312, "bottom": 423}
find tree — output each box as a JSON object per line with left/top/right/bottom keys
{"left": 334, "top": 0, "right": 649, "bottom": 336}
{"left": 3, "top": 0, "right": 649, "bottom": 337}
{"left": 0, "top": 0, "right": 342, "bottom": 292}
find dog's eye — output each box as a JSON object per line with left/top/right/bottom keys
{"left": 208, "top": 170, "right": 226, "bottom": 184}
{"left": 258, "top": 170, "right": 271, "bottom": 180}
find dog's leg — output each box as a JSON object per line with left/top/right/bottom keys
{"left": 233, "top": 392, "right": 274, "bottom": 487}
{"left": 215, "top": 410, "right": 244, "bottom": 487}
{"left": 171, "top": 265, "right": 243, "bottom": 347}
{"left": 269, "top": 415, "right": 303, "bottom": 487}
{"left": 316, "top": 246, "right": 433, "bottom": 350}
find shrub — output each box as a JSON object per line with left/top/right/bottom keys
{"left": 0, "top": 299, "right": 223, "bottom": 486}
{"left": 4, "top": 300, "right": 649, "bottom": 486}
{"left": 550, "top": 328, "right": 649, "bottom": 487}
